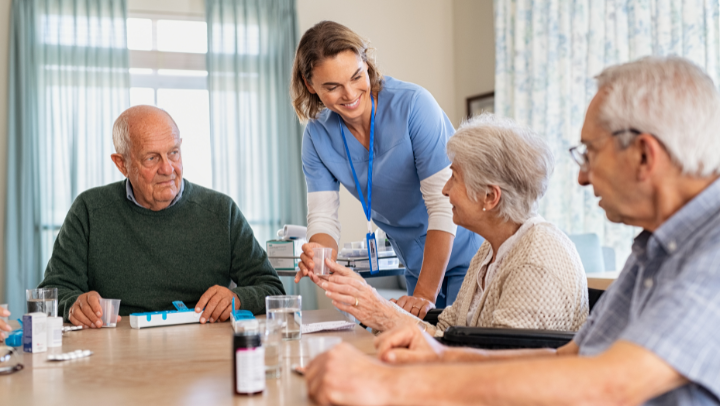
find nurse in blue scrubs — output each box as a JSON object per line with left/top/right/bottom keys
{"left": 291, "top": 21, "right": 482, "bottom": 317}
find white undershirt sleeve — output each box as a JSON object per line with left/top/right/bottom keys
{"left": 306, "top": 191, "right": 341, "bottom": 244}
{"left": 420, "top": 165, "right": 457, "bottom": 236}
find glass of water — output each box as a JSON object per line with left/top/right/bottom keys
{"left": 265, "top": 295, "right": 302, "bottom": 341}
{"left": 258, "top": 319, "right": 284, "bottom": 378}
{"left": 26, "top": 288, "right": 58, "bottom": 317}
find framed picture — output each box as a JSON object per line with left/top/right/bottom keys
{"left": 466, "top": 91, "right": 495, "bottom": 119}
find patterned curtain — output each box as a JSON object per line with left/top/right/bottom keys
{"left": 494, "top": 0, "right": 720, "bottom": 269}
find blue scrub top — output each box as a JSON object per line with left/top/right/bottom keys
{"left": 302, "top": 77, "right": 482, "bottom": 280}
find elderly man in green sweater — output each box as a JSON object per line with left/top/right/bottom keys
{"left": 38, "top": 105, "right": 285, "bottom": 328}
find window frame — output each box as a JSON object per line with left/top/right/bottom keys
{"left": 128, "top": 12, "right": 208, "bottom": 93}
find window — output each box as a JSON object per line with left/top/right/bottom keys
{"left": 127, "top": 15, "right": 213, "bottom": 189}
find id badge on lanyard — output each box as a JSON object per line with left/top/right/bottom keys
{"left": 340, "top": 93, "right": 380, "bottom": 274}
{"left": 365, "top": 223, "right": 379, "bottom": 275}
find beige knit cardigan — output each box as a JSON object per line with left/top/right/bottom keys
{"left": 423, "top": 221, "right": 589, "bottom": 336}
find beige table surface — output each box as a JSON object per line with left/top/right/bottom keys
{"left": 586, "top": 271, "right": 621, "bottom": 290}
{"left": 1, "top": 309, "right": 375, "bottom": 406}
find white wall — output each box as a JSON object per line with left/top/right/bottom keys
{"left": 0, "top": 0, "right": 11, "bottom": 303}
{"left": 453, "top": 0, "right": 495, "bottom": 124}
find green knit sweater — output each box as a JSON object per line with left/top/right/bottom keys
{"left": 38, "top": 179, "right": 285, "bottom": 320}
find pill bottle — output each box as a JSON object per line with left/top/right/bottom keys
{"left": 233, "top": 332, "right": 265, "bottom": 395}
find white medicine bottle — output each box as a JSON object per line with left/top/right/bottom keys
{"left": 233, "top": 332, "right": 265, "bottom": 395}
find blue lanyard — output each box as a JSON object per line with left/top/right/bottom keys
{"left": 339, "top": 93, "right": 375, "bottom": 229}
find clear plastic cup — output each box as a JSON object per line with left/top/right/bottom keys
{"left": 313, "top": 247, "right": 334, "bottom": 278}
{"left": 266, "top": 296, "right": 302, "bottom": 340}
{"left": 305, "top": 336, "right": 342, "bottom": 361}
{"left": 99, "top": 299, "right": 121, "bottom": 328}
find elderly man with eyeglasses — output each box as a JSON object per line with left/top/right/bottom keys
{"left": 303, "top": 56, "right": 720, "bottom": 406}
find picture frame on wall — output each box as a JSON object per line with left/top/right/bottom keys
{"left": 466, "top": 91, "right": 495, "bottom": 119}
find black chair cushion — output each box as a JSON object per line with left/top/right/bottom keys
{"left": 438, "top": 326, "right": 575, "bottom": 350}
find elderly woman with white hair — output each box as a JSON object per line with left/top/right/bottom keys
{"left": 314, "top": 113, "right": 589, "bottom": 335}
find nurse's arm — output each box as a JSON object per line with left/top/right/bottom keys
{"left": 295, "top": 234, "right": 339, "bottom": 283}
{"left": 395, "top": 230, "right": 454, "bottom": 318}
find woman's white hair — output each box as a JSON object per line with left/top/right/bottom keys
{"left": 447, "top": 113, "right": 554, "bottom": 224}
{"left": 596, "top": 56, "right": 720, "bottom": 176}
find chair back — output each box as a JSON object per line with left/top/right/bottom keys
{"left": 588, "top": 287, "right": 605, "bottom": 314}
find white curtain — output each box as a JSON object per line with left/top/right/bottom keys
{"left": 495, "top": 0, "right": 720, "bottom": 269}
{"left": 6, "top": 0, "right": 129, "bottom": 316}
{"left": 206, "top": 0, "right": 306, "bottom": 245}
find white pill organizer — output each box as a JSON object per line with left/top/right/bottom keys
{"left": 129, "top": 300, "right": 255, "bottom": 329}
{"left": 129, "top": 301, "right": 202, "bottom": 329}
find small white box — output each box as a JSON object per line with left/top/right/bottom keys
{"left": 267, "top": 239, "right": 305, "bottom": 270}
{"left": 23, "top": 313, "right": 47, "bottom": 353}
{"left": 46, "top": 317, "right": 63, "bottom": 348}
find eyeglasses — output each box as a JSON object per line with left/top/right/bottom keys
{"left": 569, "top": 129, "right": 641, "bottom": 172}
{"left": 0, "top": 347, "right": 23, "bottom": 376}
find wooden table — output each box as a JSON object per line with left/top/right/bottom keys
{"left": 587, "top": 271, "right": 621, "bottom": 290}
{"left": 1, "top": 309, "right": 375, "bottom": 405}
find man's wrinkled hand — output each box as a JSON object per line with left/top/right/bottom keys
{"left": 305, "top": 343, "right": 394, "bottom": 406}
{"left": 195, "top": 285, "right": 240, "bottom": 324}
{"left": 69, "top": 291, "right": 121, "bottom": 328}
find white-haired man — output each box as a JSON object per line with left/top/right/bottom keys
{"left": 304, "top": 56, "right": 720, "bottom": 406}
{"left": 38, "top": 105, "right": 285, "bottom": 328}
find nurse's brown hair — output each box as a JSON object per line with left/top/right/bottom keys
{"left": 291, "top": 21, "right": 384, "bottom": 123}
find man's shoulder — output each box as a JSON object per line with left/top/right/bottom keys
{"left": 74, "top": 180, "right": 126, "bottom": 211}
{"left": 184, "top": 180, "right": 238, "bottom": 214}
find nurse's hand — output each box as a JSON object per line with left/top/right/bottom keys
{"left": 391, "top": 296, "right": 435, "bottom": 319}
{"left": 296, "top": 242, "right": 332, "bottom": 283}
{"left": 309, "top": 259, "right": 365, "bottom": 286}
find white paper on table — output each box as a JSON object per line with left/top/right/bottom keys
{"left": 301, "top": 320, "right": 356, "bottom": 334}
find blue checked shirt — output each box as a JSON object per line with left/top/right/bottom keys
{"left": 574, "top": 179, "right": 720, "bottom": 405}
{"left": 125, "top": 178, "right": 184, "bottom": 209}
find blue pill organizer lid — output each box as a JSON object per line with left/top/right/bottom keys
{"left": 6, "top": 330, "right": 22, "bottom": 347}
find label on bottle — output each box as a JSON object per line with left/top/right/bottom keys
{"left": 236, "top": 347, "right": 265, "bottom": 394}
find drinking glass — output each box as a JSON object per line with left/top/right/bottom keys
{"left": 265, "top": 296, "right": 302, "bottom": 341}
{"left": 25, "top": 288, "right": 58, "bottom": 317}
{"left": 305, "top": 336, "right": 342, "bottom": 361}
{"left": 258, "top": 319, "right": 284, "bottom": 378}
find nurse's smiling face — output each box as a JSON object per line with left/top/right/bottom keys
{"left": 303, "top": 50, "right": 372, "bottom": 124}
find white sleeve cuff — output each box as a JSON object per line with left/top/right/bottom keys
{"left": 307, "top": 191, "right": 341, "bottom": 243}
{"left": 420, "top": 165, "right": 457, "bottom": 236}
